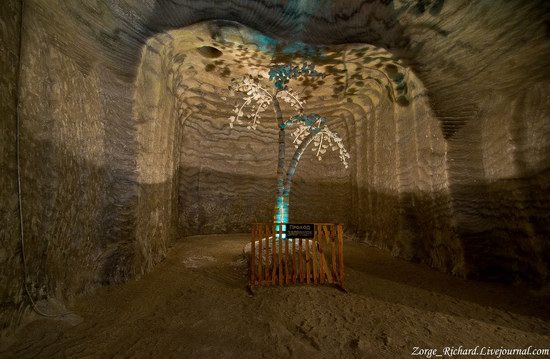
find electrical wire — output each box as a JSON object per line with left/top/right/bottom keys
{"left": 16, "top": 0, "right": 67, "bottom": 318}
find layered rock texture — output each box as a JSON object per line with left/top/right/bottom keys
{"left": 1, "top": 0, "right": 549, "bottom": 335}
{"left": 1, "top": 0, "right": 24, "bottom": 334}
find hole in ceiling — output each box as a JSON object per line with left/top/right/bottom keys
{"left": 197, "top": 46, "right": 223, "bottom": 58}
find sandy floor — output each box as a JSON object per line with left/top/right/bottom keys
{"left": 1, "top": 234, "right": 549, "bottom": 359}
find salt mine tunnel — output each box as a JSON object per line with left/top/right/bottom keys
{"left": 1, "top": 0, "right": 550, "bottom": 358}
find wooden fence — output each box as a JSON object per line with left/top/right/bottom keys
{"left": 249, "top": 223, "right": 344, "bottom": 289}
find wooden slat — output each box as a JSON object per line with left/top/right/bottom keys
{"left": 299, "top": 238, "right": 304, "bottom": 283}
{"left": 264, "top": 225, "right": 270, "bottom": 285}
{"left": 250, "top": 225, "right": 256, "bottom": 287}
{"left": 323, "top": 225, "right": 332, "bottom": 282}
{"left": 312, "top": 236, "right": 318, "bottom": 285}
{"left": 257, "top": 225, "right": 263, "bottom": 286}
{"left": 321, "top": 254, "right": 333, "bottom": 284}
{"left": 322, "top": 225, "right": 330, "bottom": 245}
{"left": 305, "top": 238, "right": 310, "bottom": 285}
{"left": 292, "top": 238, "right": 297, "bottom": 284}
{"left": 278, "top": 226, "right": 283, "bottom": 286}
{"left": 285, "top": 236, "right": 290, "bottom": 285}
{"left": 249, "top": 223, "right": 344, "bottom": 288}
{"left": 272, "top": 224, "right": 277, "bottom": 285}
{"left": 317, "top": 226, "right": 325, "bottom": 284}
{"left": 337, "top": 224, "right": 344, "bottom": 287}
{"left": 331, "top": 225, "right": 337, "bottom": 282}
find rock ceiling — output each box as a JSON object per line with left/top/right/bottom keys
{"left": 53, "top": 0, "right": 549, "bottom": 137}
{"left": 156, "top": 21, "right": 413, "bottom": 140}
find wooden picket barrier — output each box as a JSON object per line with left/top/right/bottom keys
{"left": 249, "top": 223, "right": 345, "bottom": 289}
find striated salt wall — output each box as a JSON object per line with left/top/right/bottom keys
{"left": 1, "top": 0, "right": 549, "bottom": 335}
{"left": 0, "top": 0, "right": 24, "bottom": 335}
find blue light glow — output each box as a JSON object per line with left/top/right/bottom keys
{"left": 275, "top": 195, "right": 288, "bottom": 239}
{"left": 252, "top": 33, "right": 279, "bottom": 53}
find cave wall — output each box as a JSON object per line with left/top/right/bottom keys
{"left": 351, "top": 70, "right": 461, "bottom": 275}
{"left": 177, "top": 114, "right": 278, "bottom": 235}
{"left": 174, "top": 44, "right": 279, "bottom": 234}
{"left": 13, "top": 1, "right": 185, "bottom": 293}
{"left": 16, "top": 0, "right": 107, "bottom": 307}
{"left": 134, "top": 34, "right": 181, "bottom": 274}
{"left": 0, "top": 0, "right": 24, "bottom": 334}
{"left": 0, "top": 1, "right": 180, "bottom": 335}
{"left": 403, "top": 0, "right": 550, "bottom": 282}
{"left": 448, "top": 84, "right": 550, "bottom": 283}
{"left": 289, "top": 110, "right": 351, "bottom": 226}
{"left": 1, "top": 0, "right": 549, "bottom": 336}
{"left": 393, "top": 71, "right": 459, "bottom": 274}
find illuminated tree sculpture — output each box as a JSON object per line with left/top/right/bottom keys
{"left": 228, "top": 64, "right": 350, "bottom": 227}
